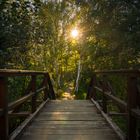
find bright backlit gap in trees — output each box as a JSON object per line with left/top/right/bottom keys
{"left": 71, "top": 28, "right": 79, "bottom": 39}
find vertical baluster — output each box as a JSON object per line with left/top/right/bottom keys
{"left": 87, "top": 74, "right": 97, "bottom": 100}
{"left": 0, "top": 77, "right": 8, "bottom": 140}
{"left": 47, "top": 73, "right": 56, "bottom": 100}
{"left": 102, "top": 75, "right": 108, "bottom": 113}
{"left": 127, "top": 76, "right": 137, "bottom": 140}
{"left": 43, "top": 74, "right": 49, "bottom": 101}
{"left": 31, "top": 75, "right": 36, "bottom": 113}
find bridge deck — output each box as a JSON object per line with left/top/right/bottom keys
{"left": 19, "top": 100, "right": 120, "bottom": 140}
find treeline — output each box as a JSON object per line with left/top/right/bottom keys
{"left": 0, "top": 0, "right": 140, "bottom": 92}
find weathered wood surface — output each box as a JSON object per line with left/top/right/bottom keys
{"left": 19, "top": 100, "right": 120, "bottom": 140}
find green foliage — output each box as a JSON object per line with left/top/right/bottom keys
{"left": 1, "top": 0, "right": 139, "bottom": 86}
{"left": 8, "top": 77, "right": 30, "bottom": 102}
{"left": 112, "top": 116, "right": 127, "bottom": 133}
{"left": 0, "top": 0, "right": 40, "bottom": 68}
{"left": 88, "top": 0, "right": 140, "bottom": 69}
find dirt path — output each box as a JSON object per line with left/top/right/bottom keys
{"left": 61, "top": 84, "right": 75, "bottom": 100}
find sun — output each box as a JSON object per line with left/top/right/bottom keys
{"left": 71, "top": 28, "right": 79, "bottom": 39}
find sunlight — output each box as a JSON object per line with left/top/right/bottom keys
{"left": 71, "top": 28, "right": 79, "bottom": 39}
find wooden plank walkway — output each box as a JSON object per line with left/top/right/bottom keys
{"left": 19, "top": 100, "right": 120, "bottom": 140}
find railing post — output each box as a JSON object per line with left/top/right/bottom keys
{"left": 47, "top": 73, "right": 56, "bottom": 100}
{"left": 101, "top": 75, "right": 108, "bottom": 113}
{"left": 43, "top": 74, "right": 49, "bottom": 101}
{"left": 0, "top": 77, "right": 8, "bottom": 140}
{"left": 127, "top": 76, "right": 137, "bottom": 140}
{"left": 31, "top": 75, "right": 36, "bottom": 113}
{"left": 86, "top": 74, "right": 97, "bottom": 100}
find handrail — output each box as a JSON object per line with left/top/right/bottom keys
{"left": 8, "top": 92, "right": 36, "bottom": 110}
{"left": 0, "top": 69, "right": 47, "bottom": 76}
{"left": 95, "top": 69, "right": 140, "bottom": 74}
{"left": 87, "top": 69, "right": 140, "bottom": 140}
{"left": 0, "top": 69, "right": 56, "bottom": 140}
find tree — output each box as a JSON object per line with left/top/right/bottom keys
{"left": 0, "top": 0, "right": 40, "bottom": 69}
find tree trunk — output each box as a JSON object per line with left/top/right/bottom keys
{"left": 74, "top": 59, "right": 82, "bottom": 93}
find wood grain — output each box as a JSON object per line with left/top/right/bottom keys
{"left": 19, "top": 100, "right": 120, "bottom": 140}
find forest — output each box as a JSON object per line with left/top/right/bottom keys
{"left": 0, "top": 0, "right": 140, "bottom": 138}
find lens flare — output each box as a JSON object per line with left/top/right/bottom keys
{"left": 71, "top": 29, "right": 79, "bottom": 38}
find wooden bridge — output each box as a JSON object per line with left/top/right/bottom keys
{"left": 0, "top": 69, "right": 140, "bottom": 140}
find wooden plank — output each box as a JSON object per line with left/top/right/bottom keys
{"left": 42, "top": 107, "right": 96, "bottom": 112}
{"left": 44, "top": 104, "right": 95, "bottom": 108}
{"left": 34, "top": 115, "right": 103, "bottom": 121}
{"left": 127, "top": 77, "right": 137, "bottom": 140}
{"left": 32, "top": 120, "right": 106, "bottom": 125}
{"left": 20, "top": 134, "right": 119, "bottom": 140}
{"left": 0, "top": 69, "right": 47, "bottom": 77}
{"left": 24, "top": 129, "right": 116, "bottom": 135}
{"left": 44, "top": 102, "right": 93, "bottom": 106}
{"left": 43, "top": 101, "right": 95, "bottom": 110}
{"left": 9, "top": 111, "right": 30, "bottom": 117}
{"left": 45, "top": 103, "right": 95, "bottom": 107}
{"left": 31, "top": 75, "right": 36, "bottom": 113}
{"left": 39, "top": 111, "right": 99, "bottom": 115}
{"left": 18, "top": 100, "right": 121, "bottom": 140}
{"left": 43, "top": 105, "right": 96, "bottom": 109}
{"left": 46, "top": 100, "right": 92, "bottom": 105}
{"left": 94, "top": 69, "right": 140, "bottom": 76}
{"left": 48, "top": 100, "right": 91, "bottom": 103}
{"left": 86, "top": 74, "right": 97, "bottom": 99}
{"left": 29, "top": 122, "right": 108, "bottom": 128}
{"left": 46, "top": 73, "right": 56, "bottom": 99}
{"left": 100, "top": 78, "right": 108, "bottom": 113}
{"left": 43, "top": 76, "right": 49, "bottom": 100}
{"left": 27, "top": 124, "right": 109, "bottom": 130}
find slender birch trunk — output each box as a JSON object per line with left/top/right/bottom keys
{"left": 75, "top": 59, "right": 82, "bottom": 93}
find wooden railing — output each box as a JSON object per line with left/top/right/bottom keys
{"left": 0, "top": 69, "right": 56, "bottom": 140}
{"left": 87, "top": 69, "right": 140, "bottom": 140}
